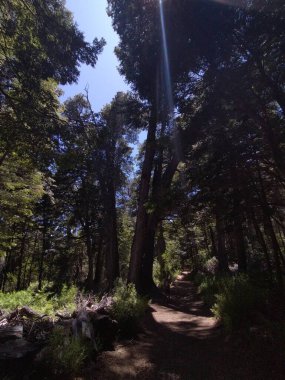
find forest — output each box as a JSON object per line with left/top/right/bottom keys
{"left": 0, "top": 0, "right": 285, "bottom": 379}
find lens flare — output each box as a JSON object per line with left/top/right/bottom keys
{"left": 159, "top": 0, "right": 182, "bottom": 160}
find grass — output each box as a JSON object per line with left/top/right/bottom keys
{"left": 196, "top": 273, "right": 267, "bottom": 332}
{"left": 111, "top": 278, "right": 148, "bottom": 337}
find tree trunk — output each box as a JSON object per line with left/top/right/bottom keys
{"left": 140, "top": 153, "right": 179, "bottom": 294}
{"left": 209, "top": 226, "right": 218, "bottom": 258}
{"left": 263, "top": 209, "right": 283, "bottom": 292}
{"left": 38, "top": 220, "right": 48, "bottom": 291}
{"left": 85, "top": 225, "right": 94, "bottom": 291}
{"left": 256, "top": 165, "right": 283, "bottom": 293}
{"left": 140, "top": 213, "right": 160, "bottom": 295}
{"left": 233, "top": 199, "right": 247, "bottom": 272}
{"left": 250, "top": 208, "right": 272, "bottom": 277}
{"left": 215, "top": 205, "right": 229, "bottom": 272}
{"left": 94, "top": 236, "right": 104, "bottom": 292}
{"left": 128, "top": 108, "right": 157, "bottom": 290}
{"left": 16, "top": 230, "right": 27, "bottom": 291}
{"left": 104, "top": 182, "right": 120, "bottom": 290}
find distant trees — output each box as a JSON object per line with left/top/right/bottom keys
{"left": 54, "top": 92, "right": 142, "bottom": 291}
{"left": 0, "top": 0, "right": 104, "bottom": 291}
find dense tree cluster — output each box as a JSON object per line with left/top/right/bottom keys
{"left": 0, "top": 0, "right": 284, "bottom": 301}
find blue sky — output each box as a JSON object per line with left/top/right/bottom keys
{"left": 62, "top": 0, "right": 129, "bottom": 111}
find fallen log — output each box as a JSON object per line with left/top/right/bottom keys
{"left": 7, "top": 306, "right": 45, "bottom": 321}
{"left": 55, "top": 312, "right": 72, "bottom": 320}
{"left": 93, "top": 295, "right": 114, "bottom": 314}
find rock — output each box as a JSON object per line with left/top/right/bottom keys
{"left": 72, "top": 310, "right": 118, "bottom": 350}
{"left": 90, "top": 313, "right": 118, "bottom": 349}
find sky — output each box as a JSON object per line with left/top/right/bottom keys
{"left": 61, "top": 0, "right": 130, "bottom": 111}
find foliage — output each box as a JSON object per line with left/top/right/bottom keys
{"left": 43, "top": 326, "right": 91, "bottom": 376}
{"left": 111, "top": 278, "right": 148, "bottom": 336}
{"left": 0, "top": 284, "right": 77, "bottom": 315}
{"left": 153, "top": 258, "right": 163, "bottom": 287}
{"left": 153, "top": 220, "right": 182, "bottom": 287}
{"left": 118, "top": 211, "right": 134, "bottom": 280}
{"left": 204, "top": 257, "right": 219, "bottom": 275}
{"left": 211, "top": 275, "right": 266, "bottom": 332}
{"left": 198, "top": 275, "right": 226, "bottom": 307}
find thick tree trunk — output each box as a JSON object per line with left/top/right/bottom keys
{"left": 1, "top": 249, "right": 12, "bottom": 291}
{"left": 260, "top": 115, "right": 285, "bottom": 179}
{"left": 104, "top": 183, "right": 120, "bottom": 290}
{"left": 38, "top": 218, "right": 48, "bottom": 291}
{"left": 16, "top": 230, "right": 27, "bottom": 291}
{"left": 215, "top": 205, "right": 229, "bottom": 272}
{"left": 230, "top": 163, "right": 247, "bottom": 272}
{"left": 263, "top": 209, "right": 283, "bottom": 292}
{"left": 128, "top": 108, "right": 157, "bottom": 290}
{"left": 94, "top": 236, "right": 104, "bottom": 292}
{"left": 256, "top": 165, "right": 283, "bottom": 293}
{"left": 250, "top": 208, "right": 272, "bottom": 277}
{"left": 202, "top": 225, "right": 211, "bottom": 257}
{"left": 85, "top": 226, "right": 94, "bottom": 291}
{"left": 140, "top": 213, "right": 160, "bottom": 295}
{"left": 233, "top": 197, "right": 247, "bottom": 272}
{"left": 255, "top": 58, "right": 285, "bottom": 116}
{"left": 140, "top": 154, "right": 179, "bottom": 294}
{"left": 209, "top": 226, "right": 218, "bottom": 258}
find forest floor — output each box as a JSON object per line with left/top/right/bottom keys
{"left": 92, "top": 271, "right": 285, "bottom": 380}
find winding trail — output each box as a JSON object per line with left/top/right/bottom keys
{"left": 93, "top": 271, "right": 284, "bottom": 380}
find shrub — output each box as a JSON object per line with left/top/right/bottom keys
{"left": 0, "top": 284, "right": 77, "bottom": 316}
{"left": 211, "top": 274, "right": 266, "bottom": 332}
{"left": 43, "top": 326, "right": 91, "bottom": 376}
{"left": 153, "top": 252, "right": 181, "bottom": 288}
{"left": 198, "top": 275, "right": 224, "bottom": 306}
{"left": 111, "top": 279, "right": 148, "bottom": 337}
{"left": 204, "top": 257, "right": 219, "bottom": 274}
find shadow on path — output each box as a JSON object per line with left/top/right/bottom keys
{"left": 94, "top": 271, "right": 285, "bottom": 380}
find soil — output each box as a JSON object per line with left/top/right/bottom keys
{"left": 92, "top": 271, "right": 285, "bottom": 380}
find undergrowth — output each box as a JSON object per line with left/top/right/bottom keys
{"left": 111, "top": 278, "right": 148, "bottom": 337}
{"left": 40, "top": 326, "right": 93, "bottom": 376}
{"left": 0, "top": 284, "right": 77, "bottom": 316}
{"left": 197, "top": 273, "right": 267, "bottom": 332}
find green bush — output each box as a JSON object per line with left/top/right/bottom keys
{"left": 211, "top": 274, "right": 266, "bottom": 332}
{"left": 111, "top": 279, "right": 148, "bottom": 336}
{"left": 198, "top": 275, "right": 224, "bottom": 306}
{"left": 43, "top": 326, "right": 91, "bottom": 375}
{"left": 0, "top": 284, "right": 77, "bottom": 316}
{"left": 153, "top": 251, "right": 181, "bottom": 288}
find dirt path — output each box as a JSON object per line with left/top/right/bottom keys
{"left": 93, "top": 272, "right": 284, "bottom": 380}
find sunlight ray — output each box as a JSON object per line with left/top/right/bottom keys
{"left": 159, "top": 0, "right": 182, "bottom": 160}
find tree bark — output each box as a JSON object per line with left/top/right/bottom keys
{"left": 85, "top": 224, "right": 94, "bottom": 291}
{"left": 250, "top": 208, "right": 272, "bottom": 277}
{"left": 16, "top": 230, "right": 27, "bottom": 291}
{"left": 215, "top": 204, "right": 229, "bottom": 272}
{"left": 104, "top": 182, "right": 120, "bottom": 290}
{"left": 140, "top": 154, "right": 179, "bottom": 294}
{"left": 128, "top": 107, "right": 157, "bottom": 290}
